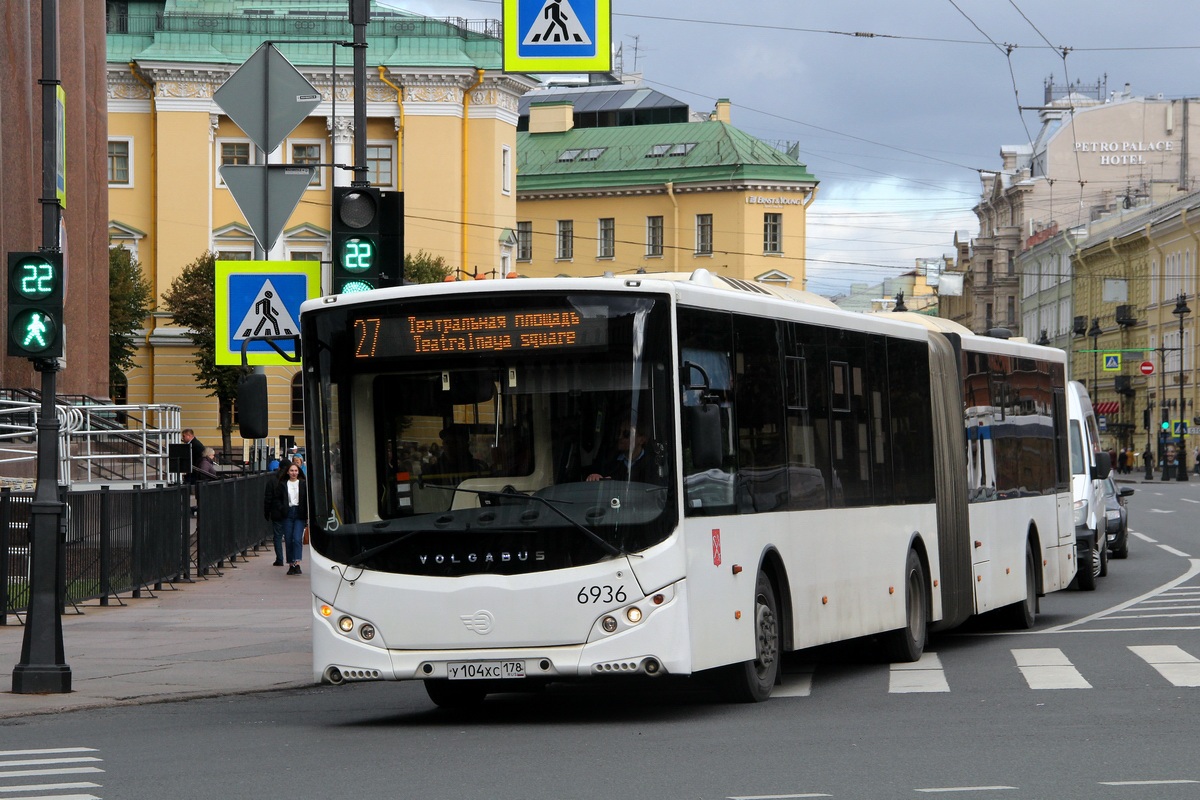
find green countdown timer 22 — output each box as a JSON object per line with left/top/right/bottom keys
{"left": 7, "top": 253, "right": 63, "bottom": 357}
{"left": 339, "top": 238, "right": 374, "bottom": 273}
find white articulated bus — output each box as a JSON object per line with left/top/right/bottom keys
{"left": 295, "top": 270, "right": 1075, "bottom": 707}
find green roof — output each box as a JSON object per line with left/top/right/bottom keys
{"left": 108, "top": 0, "right": 503, "bottom": 68}
{"left": 516, "top": 121, "right": 818, "bottom": 191}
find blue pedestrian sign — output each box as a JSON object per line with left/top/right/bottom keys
{"left": 215, "top": 260, "right": 320, "bottom": 366}
{"left": 1103, "top": 353, "right": 1121, "bottom": 371}
{"left": 503, "top": 0, "right": 611, "bottom": 73}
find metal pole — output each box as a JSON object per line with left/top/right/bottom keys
{"left": 13, "top": 0, "right": 71, "bottom": 694}
{"left": 1178, "top": 294, "right": 1189, "bottom": 481}
{"left": 349, "top": 0, "right": 368, "bottom": 187}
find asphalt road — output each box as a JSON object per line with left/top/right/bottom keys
{"left": 4, "top": 479, "right": 1200, "bottom": 800}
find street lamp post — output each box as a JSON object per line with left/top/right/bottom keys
{"left": 1173, "top": 294, "right": 1191, "bottom": 481}
{"left": 1088, "top": 317, "right": 1102, "bottom": 401}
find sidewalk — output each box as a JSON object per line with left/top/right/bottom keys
{"left": 0, "top": 548, "right": 312, "bottom": 719}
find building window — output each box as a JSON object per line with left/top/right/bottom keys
{"left": 217, "top": 139, "right": 253, "bottom": 187}
{"left": 290, "top": 141, "right": 323, "bottom": 187}
{"left": 108, "top": 139, "right": 131, "bottom": 186}
{"left": 598, "top": 218, "right": 615, "bottom": 259}
{"left": 556, "top": 220, "right": 574, "bottom": 260}
{"left": 501, "top": 145, "right": 512, "bottom": 195}
{"left": 217, "top": 250, "right": 253, "bottom": 261}
{"left": 646, "top": 216, "right": 664, "bottom": 257}
{"left": 763, "top": 213, "right": 782, "bottom": 254}
{"left": 366, "top": 144, "right": 393, "bottom": 188}
{"left": 291, "top": 373, "right": 304, "bottom": 428}
{"left": 289, "top": 250, "right": 322, "bottom": 262}
{"left": 517, "top": 221, "right": 532, "bottom": 261}
{"left": 695, "top": 214, "right": 713, "bottom": 255}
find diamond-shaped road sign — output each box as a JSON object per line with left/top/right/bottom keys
{"left": 214, "top": 43, "right": 322, "bottom": 155}
{"left": 219, "top": 165, "right": 315, "bottom": 253}
{"left": 214, "top": 43, "right": 323, "bottom": 253}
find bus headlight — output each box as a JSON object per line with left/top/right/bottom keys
{"left": 359, "top": 623, "right": 376, "bottom": 641}
{"left": 626, "top": 607, "right": 643, "bottom": 624}
{"left": 338, "top": 616, "right": 355, "bottom": 633}
{"left": 602, "top": 616, "right": 618, "bottom": 633}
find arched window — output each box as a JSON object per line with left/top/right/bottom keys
{"left": 291, "top": 372, "right": 304, "bottom": 427}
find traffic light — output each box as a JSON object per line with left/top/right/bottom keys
{"left": 7, "top": 251, "right": 63, "bottom": 359}
{"left": 332, "top": 186, "right": 381, "bottom": 294}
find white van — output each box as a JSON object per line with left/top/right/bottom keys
{"left": 1066, "top": 381, "right": 1111, "bottom": 590}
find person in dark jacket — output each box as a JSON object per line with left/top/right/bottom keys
{"left": 268, "top": 463, "right": 308, "bottom": 574}
{"left": 262, "top": 461, "right": 290, "bottom": 566}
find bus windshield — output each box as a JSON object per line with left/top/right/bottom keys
{"left": 303, "top": 290, "right": 677, "bottom": 576}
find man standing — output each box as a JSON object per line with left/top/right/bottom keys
{"left": 182, "top": 428, "right": 206, "bottom": 485}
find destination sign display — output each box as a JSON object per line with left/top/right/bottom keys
{"left": 352, "top": 309, "right": 608, "bottom": 358}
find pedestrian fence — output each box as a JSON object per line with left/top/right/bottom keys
{"left": 1, "top": 473, "right": 274, "bottom": 625}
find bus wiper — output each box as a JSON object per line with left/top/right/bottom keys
{"left": 418, "top": 481, "right": 625, "bottom": 557}
{"left": 344, "top": 528, "right": 422, "bottom": 567}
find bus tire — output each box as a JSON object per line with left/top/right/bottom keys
{"left": 719, "top": 571, "right": 780, "bottom": 703}
{"left": 1002, "top": 544, "right": 1038, "bottom": 630}
{"left": 1077, "top": 538, "right": 1099, "bottom": 591}
{"left": 883, "top": 549, "right": 927, "bottom": 663}
{"left": 424, "top": 679, "right": 488, "bottom": 710}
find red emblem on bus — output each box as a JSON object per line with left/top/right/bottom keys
{"left": 712, "top": 529, "right": 722, "bottom": 566}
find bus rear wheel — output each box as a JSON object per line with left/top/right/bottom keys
{"left": 719, "top": 571, "right": 780, "bottom": 703}
{"left": 424, "top": 679, "right": 488, "bottom": 710}
{"left": 882, "top": 549, "right": 927, "bottom": 663}
{"left": 1002, "top": 544, "right": 1038, "bottom": 630}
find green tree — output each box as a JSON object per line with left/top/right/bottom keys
{"left": 108, "top": 246, "right": 153, "bottom": 389}
{"left": 160, "top": 251, "right": 248, "bottom": 459}
{"left": 403, "top": 250, "right": 453, "bottom": 284}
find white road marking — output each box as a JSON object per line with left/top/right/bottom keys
{"left": 0, "top": 750, "right": 96, "bottom": 758}
{"left": 889, "top": 652, "right": 949, "bottom": 693}
{"left": 915, "top": 786, "right": 1016, "bottom": 793}
{"left": 0, "top": 785, "right": 100, "bottom": 794}
{"left": 1131, "top": 530, "right": 1157, "bottom": 543}
{"left": 1043, "top": 558, "right": 1200, "bottom": 632}
{"left": 0, "top": 769, "right": 103, "bottom": 779}
{"left": 774, "top": 668, "right": 813, "bottom": 698}
{"left": 1129, "top": 645, "right": 1200, "bottom": 686}
{"left": 0, "top": 758, "right": 100, "bottom": 769}
{"left": 1012, "top": 648, "right": 1091, "bottom": 689}
{"left": 1159, "top": 545, "right": 1192, "bottom": 558}
{"left": 728, "top": 794, "right": 832, "bottom": 799}
{"left": 1099, "top": 779, "right": 1198, "bottom": 786}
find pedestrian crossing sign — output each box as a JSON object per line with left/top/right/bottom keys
{"left": 215, "top": 260, "right": 320, "bottom": 366}
{"left": 503, "top": 0, "right": 611, "bottom": 73}
{"left": 1103, "top": 353, "right": 1121, "bottom": 371}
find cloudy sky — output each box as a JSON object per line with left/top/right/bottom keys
{"left": 381, "top": 0, "right": 1200, "bottom": 295}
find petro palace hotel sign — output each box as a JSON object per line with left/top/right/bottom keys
{"left": 1074, "top": 139, "right": 1174, "bottom": 165}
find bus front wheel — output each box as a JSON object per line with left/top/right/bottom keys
{"left": 882, "top": 549, "right": 927, "bottom": 663}
{"left": 719, "top": 571, "right": 780, "bottom": 702}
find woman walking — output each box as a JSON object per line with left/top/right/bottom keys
{"left": 269, "top": 462, "right": 308, "bottom": 575}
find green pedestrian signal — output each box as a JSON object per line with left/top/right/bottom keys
{"left": 7, "top": 251, "right": 63, "bottom": 358}
{"left": 332, "top": 187, "right": 381, "bottom": 294}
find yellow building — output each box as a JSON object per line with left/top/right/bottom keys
{"left": 106, "top": 1, "right": 536, "bottom": 452}
{"left": 1071, "top": 192, "right": 1200, "bottom": 464}
{"left": 514, "top": 87, "right": 818, "bottom": 285}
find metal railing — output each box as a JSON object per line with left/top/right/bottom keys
{"left": 0, "top": 396, "right": 182, "bottom": 488}
{"left": 1, "top": 474, "right": 273, "bottom": 624}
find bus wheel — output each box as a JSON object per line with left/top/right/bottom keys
{"left": 719, "top": 571, "right": 780, "bottom": 702}
{"left": 1002, "top": 545, "right": 1037, "bottom": 630}
{"left": 883, "top": 549, "right": 927, "bottom": 663}
{"left": 1077, "top": 538, "right": 1099, "bottom": 591}
{"left": 424, "top": 680, "right": 487, "bottom": 710}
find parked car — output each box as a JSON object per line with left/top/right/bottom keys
{"left": 1103, "top": 476, "right": 1134, "bottom": 559}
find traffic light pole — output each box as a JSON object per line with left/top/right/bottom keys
{"left": 13, "top": 0, "right": 70, "bottom": 694}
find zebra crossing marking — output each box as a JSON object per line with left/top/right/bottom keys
{"left": 774, "top": 667, "right": 814, "bottom": 697}
{"left": 889, "top": 652, "right": 949, "bottom": 693}
{"left": 1129, "top": 645, "right": 1200, "bottom": 686}
{"left": 0, "top": 747, "right": 103, "bottom": 798}
{"left": 1012, "top": 648, "right": 1091, "bottom": 689}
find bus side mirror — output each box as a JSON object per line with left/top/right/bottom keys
{"left": 1093, "top": 450, "right": 1111, "bottom": 481}
{"left": 688, "top": 404, "right": 722, "bottom": 470}
{"left": 237, "top": 372, "right": 269, "bottom": 440}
